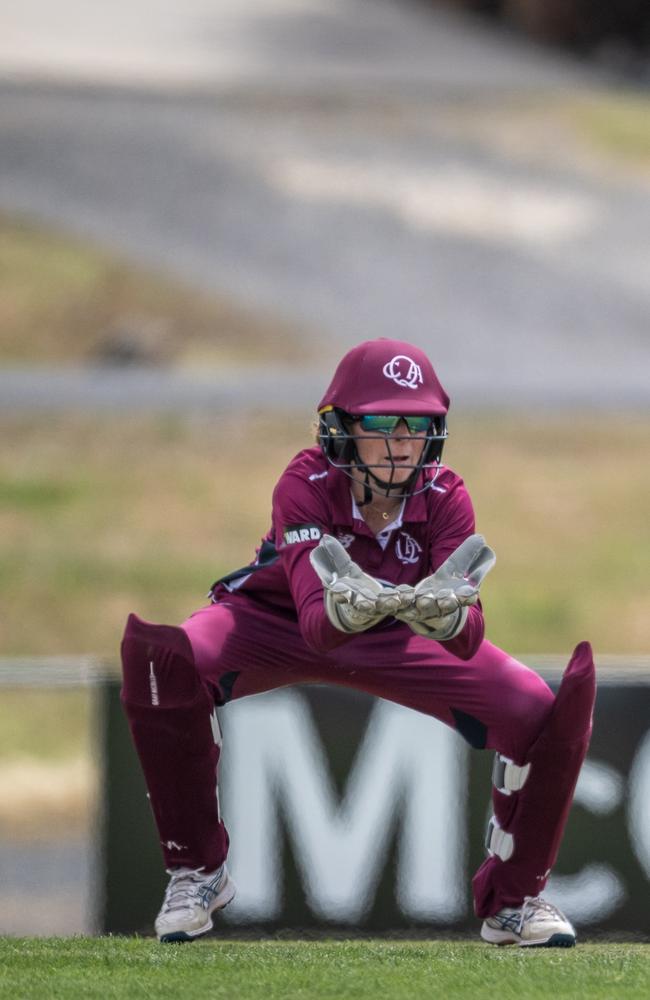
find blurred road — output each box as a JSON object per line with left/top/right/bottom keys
{"left": 0, "top": 0, "right": 595, "bottom": 91}
{"left": 1, "top": 1, "right": 649, "bottom": 405}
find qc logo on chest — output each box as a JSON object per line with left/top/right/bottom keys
{"left": 283, "top": 524, "right": 323, "bottom": 545}
{"left": 395, "top": 531, "right": 423, "bottom": 565}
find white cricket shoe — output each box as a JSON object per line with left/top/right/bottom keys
{"left": 155, "top": 863, "right": 236, "bottom": 942}
{"left": 481, "top": 896, "right": 576, "bottom": 948}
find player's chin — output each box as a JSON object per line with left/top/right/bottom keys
{"left": 376, "top": 465, "right": 413, "bottom": 484}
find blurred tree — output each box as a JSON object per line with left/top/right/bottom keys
{"left": 504, "top": 0, "right": 650, "bottom": 52}
{"left": 441, "top": 0, "right": 650, "bottom": 54}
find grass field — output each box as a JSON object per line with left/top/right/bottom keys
{"left": 0, "top": 939, "right": 648, "bottom": 1000}
{"left": 1, "top": 410, "right": 649, "bottom": 658}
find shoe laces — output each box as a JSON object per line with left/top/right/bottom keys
{"left": 518, "top": 895, "right": 561, "bottom": 932}
{"left": 162, "top": 867, "right": 209, "bottom": 914}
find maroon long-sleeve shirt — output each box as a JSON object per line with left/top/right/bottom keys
{"left": 211, "top": 446, "right": 484, "bottom": 659}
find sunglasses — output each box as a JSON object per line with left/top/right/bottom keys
{"left": 356, "top": 415, "right": 432, "bottom": 435}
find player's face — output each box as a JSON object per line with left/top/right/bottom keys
{"left": 350, "top": 416, "right": 428, "bottom": 485}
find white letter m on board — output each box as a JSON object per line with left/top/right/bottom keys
{"left": 219, "top": 690, "right": 467, "bottom": 923}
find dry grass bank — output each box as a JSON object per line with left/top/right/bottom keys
{"left": 1, "top": 410, "right": 648, "bottom": 658}
{"left": 0, "top": 214, "right": 314, "bottom": 366}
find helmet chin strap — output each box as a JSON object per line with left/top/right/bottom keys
{"left": 357, "top": 471, "right": 374, "bottom": 508}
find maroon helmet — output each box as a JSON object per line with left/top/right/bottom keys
{"left": 317, "top": 339, "right": 449, "bottom": 501}
{"left": 318, "top": 338, "right": 449, "bottom": 416}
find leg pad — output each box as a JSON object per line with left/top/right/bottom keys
{"left": 473, "top": 641, "right": 596, "bottom": 917}
{"left": 119, "top": 612, "right": 229, "bottom": 872}
{"left": 492, "top": 753, "right": 531, "bottom": 795}
{"left": 121, "top": 613, "right": 203, "bottom": 708}
{"left": 485, "top": 815, "right": 514, "bottom": 862}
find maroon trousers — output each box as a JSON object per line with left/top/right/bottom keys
{"left": 121, "top": 595, "right": 595, "bottom": 918}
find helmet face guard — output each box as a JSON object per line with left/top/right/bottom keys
{"left": 318, "top": 406, "right": 448, "bottom": 501}
{"left": 316, "top": 339, "right": 451, "bottom": 503}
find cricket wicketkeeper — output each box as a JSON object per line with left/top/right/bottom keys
{"left": 121, "top": 338, "right": 595, "bottom": 945}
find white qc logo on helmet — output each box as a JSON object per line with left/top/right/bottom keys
{"left": 382, "top": 355, "right": 423, "bottom": 390}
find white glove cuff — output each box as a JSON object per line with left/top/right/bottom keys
{"left": 408, "top": 605, "right": 468, "bottom": 641}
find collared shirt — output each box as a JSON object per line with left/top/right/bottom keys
{"left": 211, "top": 446, "right": 484, "bottom": 659}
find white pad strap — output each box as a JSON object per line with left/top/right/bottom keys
{"left": 492, "top": 753, "right": 531, "bottom": 796}
{"left": 210, "top": 708, "right": 223, "bottom": 748}
{"left": 485, "top": 815, "right": 514, "bottom": 862}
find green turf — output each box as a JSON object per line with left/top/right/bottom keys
{"left": 0, "top": 939, "right": 648, "bottom": 1000}
{"left": 2, "top": 410, "right": 649, "bottom": 657}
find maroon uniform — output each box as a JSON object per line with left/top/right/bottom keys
{"left": 210, "top": 447, "right": 483, "bottom": 659}
{"left": 121, "top": 338, "right": 595, "bottom": 927}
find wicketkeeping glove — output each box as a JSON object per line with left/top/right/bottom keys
{"left": 309, "top": 534, "right": 410, "bottom": 634}
{"left": 396, "top": 534, "right": 496, "bottom": 640}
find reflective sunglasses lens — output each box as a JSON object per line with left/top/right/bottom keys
{"left": 359, "top": 415, "right": 400, "bottom": 434}
{"left": 404, "top": 417, "right": 430, "bottom": 433}
{"left": 359, "top": 415, "right": 431, "bottom": 434}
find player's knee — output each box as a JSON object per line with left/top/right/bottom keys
{"left": 120, "top": 613, "right": 204, "bottom": 709}
{"left": 509, "top": 683, "right": 555, "bottom": 761}
{"left": 491, "top": 676, "right": 554, "bottom": 764}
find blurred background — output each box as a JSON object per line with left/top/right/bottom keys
{"left": 1, "top": 0, "right": 649, "bottom": 937}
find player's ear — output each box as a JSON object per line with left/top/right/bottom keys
{"left": 318, "top": 408, "right": 355, "bottom": 462}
